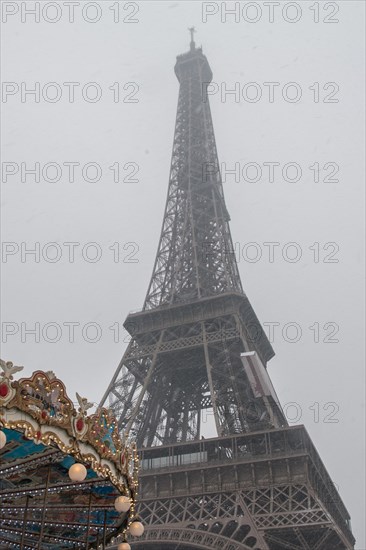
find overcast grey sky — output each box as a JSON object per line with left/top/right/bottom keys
{"left": 1, "top": 1, "right": 365, "bottom": 546}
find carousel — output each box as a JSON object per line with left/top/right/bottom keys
{"left": 0, "top": 359, "right": 144, "bottom": 549}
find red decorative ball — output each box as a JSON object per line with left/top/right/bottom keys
{"left": 76, "top": 418, "right": 84, "bottom": 432}
{"left": 0, "top": 383, "right": 9, "bottom": 398}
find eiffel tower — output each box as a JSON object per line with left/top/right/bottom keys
{"left": 100, "top": 32, "right": 355, "bottom": 550}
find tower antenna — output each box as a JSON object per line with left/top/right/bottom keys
{"left": 188, "top": 26, "right": 196, "bottom": 51}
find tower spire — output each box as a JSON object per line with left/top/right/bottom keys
{"left": 188, "top": 26, "right": 196, "bottom": 51}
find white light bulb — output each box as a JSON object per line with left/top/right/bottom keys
{"left": 129, "top": 520, "right": 144, "bottom": 537}
{"left": 0, "top": 431, "right": 6, "bottom": 449}
{"left": 68, "top": 463, "right": 87, "bottom": 482}
{"left": 114, "top": 495, "right": 131, "bottom": 512}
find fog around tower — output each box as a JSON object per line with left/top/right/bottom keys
{"left": 1, "top": 1, "right": 365, "bottom": 546}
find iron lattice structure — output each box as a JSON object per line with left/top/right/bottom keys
{"left": 101, "top": 37, "right": 354, "bottom": 549}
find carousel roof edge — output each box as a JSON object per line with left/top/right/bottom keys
{"left": 0, "top": 359, "right": 138, "bottom": 493}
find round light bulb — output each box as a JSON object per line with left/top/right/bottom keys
{"left": 114, "top": 495, "right": 131, "bottom": 513}
{"left": 129, "top": 520, "right": 144, "bottom": 537}
{"left": 118, "top": 543, "right": 131, "bottom": 550}
{"left": 68, "top": 463, "right": 87, "bottom": 482}
{"left": 0, "top": 431, "right": 6, "bottom": 449}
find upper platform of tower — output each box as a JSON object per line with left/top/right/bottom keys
{"left": 174, "top": 33, "right": 213, "bottom": 84}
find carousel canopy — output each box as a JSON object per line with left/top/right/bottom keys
{"left": 0, "top": 360, "right": 140, "bottom": 549}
